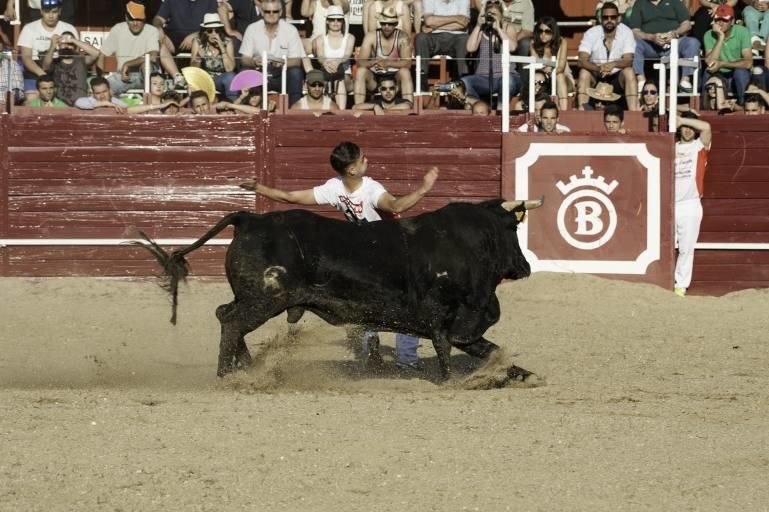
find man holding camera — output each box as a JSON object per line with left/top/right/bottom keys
{"left": 459, "top": 1, "right": 521, "bottom": 106}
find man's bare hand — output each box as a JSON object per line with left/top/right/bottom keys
{"left": 179, "top": 33, "right": 196, "bottom": 51}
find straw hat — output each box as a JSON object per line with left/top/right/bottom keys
{"left": 587, "top": 82, "right": 621, "bottom": 102}
{"left": 378, "top": 6, "right": 399, "bottom": 23}
{"left": 200, "top": 13, "right": 225, "bottom": 29}
{"left": 326, "top": 5, "right": 345, "bottom": 18}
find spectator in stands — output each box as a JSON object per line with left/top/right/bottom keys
{"left": 17, "top": 0, "right": 77, "bottom": 102}
{"left": 99, "top": 2, "right": 161, "bottom": 97}
{"left": 241, "top": 141, "right": 437, "bottom": 372}
{"left": 239, "top": 0, "right": 308, "bottom": 106}
{"left": 291, "top": 68, "right": 340, "bottom": 110}
{"left": 42, "top": 31, "right": 98, "bottom": 106}
{"left": 352, "top": 75, "right": 412, "bottom": 113}
{"left": 363, "top": 0, "right": 417, "bottom": 35}
{"left": 189, "top": 89, "right": 214, "bottom": 113}
{"left": 234, "top": 86, "right": 279, "bottom": 111}
{"left": 578, "top": 2, "right": 639, "bottom": 111}
{"left": 517, "top": 99, "right": 570, "bottom": 132}
{"left": 472, "top": 100, "right": 491, "bottom": 114}
{"left": 74, "top": 76, "right": 128, "bottom": 112}
{"left": 423, "top": 79, "right": 475, "bottom": 109}
{"left": 702, "top": 4, "right": 753, "bottom": 110}
{"left": 519, "top": 69, "right": 549, "bottom": 109}
{"left": 531, "top": 16, "right": 574, "bottom": 111}
{"left": 626, "top": 0, "right": 700, "bottom": 94}
{"left": 191, "top": 13, "right": 238, "bottom": 102}
{"left": 461, "top": 1, "right": 521, "bottom": 107}
{"left": 415, "top": 0, "right": 471, "bottom": 91}
{"left": 302, "top": 0, "right": 350, "bottom": 42}
{"left": 218, "top": 0, "right": 262, "bottom": 53}
{"left": 691, "top": 0, "right": 740, "bottom": 45}
{"left": 639, "top": 80, "right": 661, "bottom": 112}
{"left": 743, "top": 0, "right": 769, "bottom": 52}
{"left": 585, "top": 81, "right": 621, "bottom": 110}
{"left": 673, "top": 111, "right": 712, "bottom": 297}
{"left": 355, "top": 7, "right": 413, "bottom": 104}
{"left": 603, "top": 103, "right": 627, "bottom": 132}
{"left": 743, "top": 90, "right": 767, "bottom": 112}
{"left": 496, "top": 0, "right": 534, "bottom": 58}
{"left": 312, "top": 6, "right": 355, "bottom": 109}
{"left": 153, "top": 0, "right": 219, "bottom": 85}
{"left": 147, "top": 72, "right": 166, "bottom": 105}
{"left": 595, "top": 0, "right": 636, "bottom": 22}
{"left": 3, "top": 0, "right": 76, "bottom": 25}
{"left": 0, "top": 44, "right": 24, "bottom": 106}
{"left": 26, "top": 74, "right": 67, "bottom": 107}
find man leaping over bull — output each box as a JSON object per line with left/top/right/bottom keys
{"left": 240, "top": 141, "right": 439, "bottom": 372}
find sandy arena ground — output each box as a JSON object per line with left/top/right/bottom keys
{"left": 1, "top": 273, "right": 768, "bottom": 511}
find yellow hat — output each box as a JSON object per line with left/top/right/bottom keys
{"left": 181, "top": 67, "right": 216, "bottom": 103}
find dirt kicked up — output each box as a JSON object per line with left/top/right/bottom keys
{"left": 1, "top": 274, "right": 768, "bottom": 511}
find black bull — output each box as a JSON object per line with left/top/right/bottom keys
{"left": 136, "top": 198, "right": 543, "bottom": 381}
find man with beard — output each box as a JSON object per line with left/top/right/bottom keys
{"left": 290, "top": 69, "right": 340, "bottom": 110}
{"left": 26, "top": 74, "right": 68, "bottom": 107}
{"left": 354, "top": 7, "right": 413, "bottom": 105}
{"left": 41, "top": 30, "right": 98, "bottom": 106}
{"left": 352, "top": 75, "right": 412, "bottom": 114}
{"left": 100, "top": 1, "right": 161, "bottom": 96}
{"left": 577, "top": 2, "right": 638, "bottom": 111}
{"left": 17, "top": 0, "right": 77, "bottom": 101}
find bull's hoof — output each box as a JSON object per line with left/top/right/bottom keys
{"left": 507, "top": 364, "right": 532, "bottom": 381}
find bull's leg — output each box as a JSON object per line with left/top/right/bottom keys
{"left": 455, "top": 337, "right": 498, "bottom": 359}
{"left": 215, "top": 301, "right": 269, "bottom": 377}
{"left": 430, "top": 332, "right": 453, "bottom": 381}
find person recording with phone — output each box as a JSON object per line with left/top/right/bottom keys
{"left": 459, "top": 1, "right": 521, "bottom": 108}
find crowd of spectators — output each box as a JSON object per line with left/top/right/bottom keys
{"left": 1, "top": 0, "right": 768, "bottom": 117}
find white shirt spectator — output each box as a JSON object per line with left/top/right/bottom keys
{"left": 74, "top": 96, "right": 128, "bottom": 110}
{"left": 422, "top": 0, "right": 470, "bottom": 34}
{"left": 17, "top": 19, "right": 78, "bottom": 60}
{"left": 675, "top": 138, "right": 708, "bottom": 203}
{"left": 578, "top": 22, "right": 636, "bottom": 75}
{"left": 100, "top": 22, "right": 160, "bottom": 71}
{"left": 313, "top": 176, "right": 387, "bottom": 222}
{"left": 239, "top": 19, "right": 306, "bottom": 60}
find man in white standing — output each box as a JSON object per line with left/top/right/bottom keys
{"left": 673, "top": 111, "right": 712, "bottom": 297}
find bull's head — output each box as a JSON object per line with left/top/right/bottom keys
{"left": 484, "top": 197, "right": 544, "bottom": 280}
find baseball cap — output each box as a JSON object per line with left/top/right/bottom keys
{"left": 714, "top": 4, "right": 734, "bottom": 20}
{"left": 126, "top": 1, "right": 146, "bottom": 21}
{"left": 40, "top": 0, "right": 62, "bottom": 9}
{"left": 306, "top": 69, "right": 326, "bottom": 84}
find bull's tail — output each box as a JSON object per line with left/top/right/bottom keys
{"left": 131, "top": 212, "right": 242, "bottom": 324}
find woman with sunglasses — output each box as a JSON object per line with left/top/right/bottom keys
{"left": 530, "top": 16, "right": 573, "bottom": 111}
{"left": 312, "top": 5, "right": 355, "bottom": 109}
{"left": 639, "top": 82, "right": 661, "bottom": 113}
{"left": 191, "top": 13, "right": 238, "bottom": 101}
{"left": 301, "top": 0, "right": 351, "bottom": 41}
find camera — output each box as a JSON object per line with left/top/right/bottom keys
{"left": 437, "top": 80, "right": 462, "bottom": 93}
{"left": 483, "top": 11, "right": 496, "bottom": 29}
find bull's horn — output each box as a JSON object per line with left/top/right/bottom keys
{"left": 501, "top": 196, "right": 544, "bottom": 211}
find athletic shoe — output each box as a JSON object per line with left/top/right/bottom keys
{"left": 678, "top": 80, "right": 693, "bottom": 94}
{"left": 395, "top": 359, "right": 425, "bottom": 372}
{"left": 674, "top": 287, "right": 686, "bottom": 297}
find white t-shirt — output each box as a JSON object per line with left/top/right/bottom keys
{"left": 517, "top": 122, "right": 571, "bottom": 133}
{"left": 675, "top": 138, "right": 708, "bottom": 203}
{"left": 313, "top": 176, "right": 388, "bottom": 223}
{"left": 101, "top": 22, "right": 160, "bottom": 70}
{"left": 239, "top": 20, "right": 306, "bottom": 60}
{"left": 17, "top": 19, "right": 79, "bottom": 60}
{"left": 578, "top": 23, "right": 636, "bottom": 75}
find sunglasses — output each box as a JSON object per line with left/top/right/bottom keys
{"left": 263, "top": 9, "right": 281, "bottom": 13}
{"left": 327, "top": 18, "right": 343, "bottom": 22}
{"left": 380, "top": 22, "right": 397, "bottom": 26}
{"left": 487, "top": 0, "right": 501, "bottom": 4}
{"left": 380, "top": 86, "right": 396, "bottom": 91}
{"left": 308, "top": 81, "right": 325, "bottom": 87}
{"left": 602, "top": 14, "right": 619, "bottom": 20}
{"left": 205, "top": 28, "right": 220, "bottom": 33}
{"left": 641, "top": 90, "right": 658, "bottom": 95}
{"left": 536, "top": 27, "right": 553, "bottom": 34}
{"left": 534, "top": 79, "right": 546, "bottom": 85}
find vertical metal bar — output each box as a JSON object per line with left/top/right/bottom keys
{"left": 502, "top": 39, "right": 510, "bottom": 133}
{"left": 144, "top": 53, "right": 151, "bottom": 95}
{"left": 262, "top": 51, "right": 268, "bottom": 111}
{"left": 669, "top": 38, "right": 679, "bottom": 133}
{"left": 281, "top": 56, "right": 287, "bottom": 96}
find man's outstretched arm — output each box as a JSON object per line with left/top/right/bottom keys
{"left": 377, "top": 167, "right": 439, "bottom": 214}
{"left": 240, "top": 181, "right": 318, "bottom": 205}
